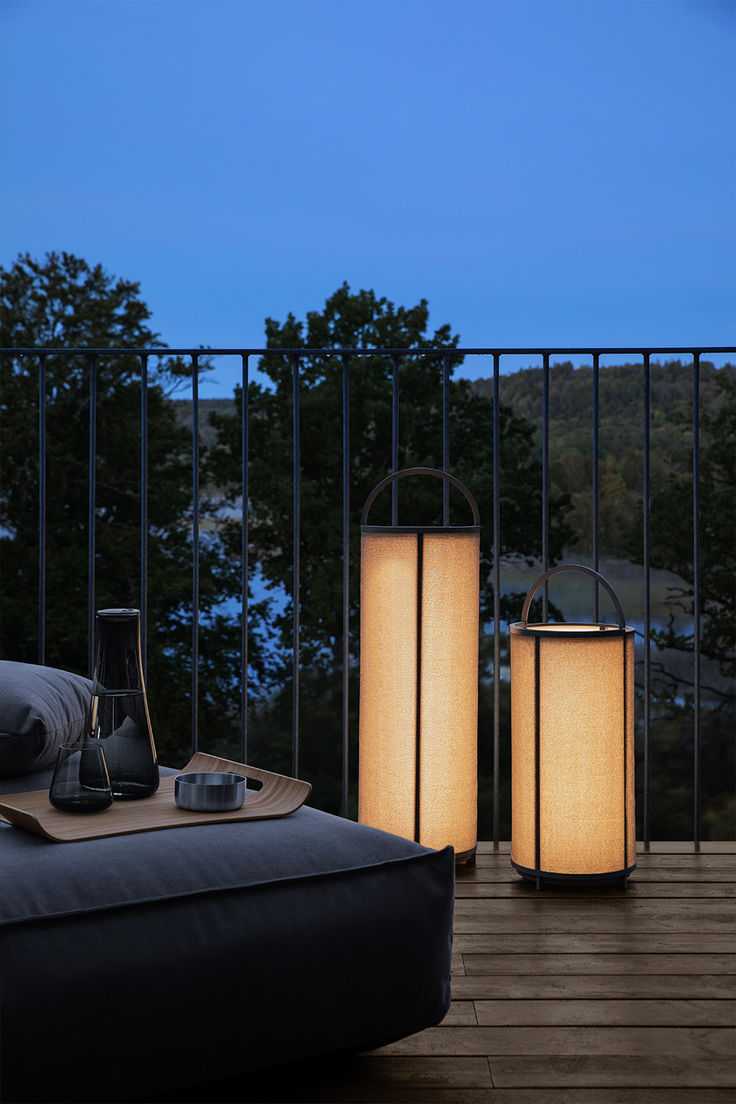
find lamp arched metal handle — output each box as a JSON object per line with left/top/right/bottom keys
{"left": 520, "top": 564, "right": 626, "bottom": 630}
{"left": 360, "top": 467, "right": 480, "bottom": 527}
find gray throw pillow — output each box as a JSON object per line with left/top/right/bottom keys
{"left": 0, "top": 661, "right": 93, "bottom": 777}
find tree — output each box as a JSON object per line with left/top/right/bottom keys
{"left": 0, "top": 252, "right": 249, "bottom": 764}
{"left": 207, "top": 282, "right": 572, "bottom": 823}
{"left": 615, "top": 367, "right": 736, "bottom": 840}
{"left": 620, "top": 369, "right": 736, "bottom": 696}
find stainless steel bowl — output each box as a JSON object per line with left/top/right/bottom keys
{"left": 174, "top": 771, "right": 246, "bottom": 812}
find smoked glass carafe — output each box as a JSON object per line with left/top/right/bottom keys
{"left": 89, "top": 608, "right": 159, "bottom": 799}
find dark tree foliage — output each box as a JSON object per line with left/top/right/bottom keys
{"left": 628, "top": 370, "right": 735, "bottom": 839}
{"left": 622, "top": 370, "right": 736, "bottom": 687}
{"left": 652, "top": 372, "right": 734, "bottom": 682}
{"left": 0, "top": 252, "right": 248, "bottom": 764}
{"left": 206, "top": 282, "right": 572, "bottom": 821}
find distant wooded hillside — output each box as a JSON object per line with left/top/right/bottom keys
{"left": 174, "top": 361, "right": 734, "bottom": 455}
{"left": 174, "top": 363, "right": 734, "bottom": 558}
{"left": 472, "top": 360, "right": 735, "bottom": 559}
{"left": 472, "top": 359, "right": 733, "bottom": 463}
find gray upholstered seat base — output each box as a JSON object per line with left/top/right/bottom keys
{"left": 0, "top": 767, "right": 454, "bottom": 1102}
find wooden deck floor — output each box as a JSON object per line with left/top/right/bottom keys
{"left": 193, "top": 841, "right": 736, "bottom": 1104}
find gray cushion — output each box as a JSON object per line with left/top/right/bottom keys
{"left": 0, "top": 661, "right": 93, "bottom": 777}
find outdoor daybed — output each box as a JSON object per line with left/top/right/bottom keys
{"left": 0, "top": 662, "right": 454, "bottom": 1103}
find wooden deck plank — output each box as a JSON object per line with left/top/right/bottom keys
{"left": 489, "top": 1055, "right": 736, "bottom": 1088}
{"left": 453, "top": 896, "right": 736, "bottom": 916}
{"left": 333, "top": 1055, "right": 494, "bottom": 1089}
{"left": 281, "top": 1090, "right": 736, "bottom": 1104}
{"left": 234, "top": 1064, "right": 736, "bottom": 1103}
{"left": 452, "top": 931, "right": 736, "bottom": 953}
{"left": 451, "top": 950, "right": 466, "bottom": 975}
{"left": 451, "top": 973, "right": 736, "bottom": 999}
{"left": 471, "top": 998, "right": 735, "bottom": 1026}
{"left": 376, "top": 1025, "right": 735, "bottom": 1059}
{"left": 455, "top": 880, "right": 736, "bottom": 897}
{"left": 453, "top": 900, "right": 736, "bottom": 932}
{"left": 461, "top": 952, "right": 736, "bottom": 974}
{"left": 287, "top": 1090, "right": 736, "bottom": 1104}
{"left": 441, "top": 1000, "right": 478, "bottom": 1026}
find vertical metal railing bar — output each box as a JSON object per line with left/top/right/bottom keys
{"left": 692, "top": 351, "right": 701, "bottom": 844}
{"left": 592, "top": 352, "right": 600, "bottom": 622}
{"left": 391, "top": 355, "right": 399, "bottom": 524}
{"left": 542, "top": 353, "right": 550, "bottom": 621}
{"left": 492, "top": 353, "right": 501, "bottom": 846}
{"left": 442, "top": 352, "right": 450, "bottom": 525}
{"left": 292, "top": 354, "right": 301, "bottom": 778}
{"left": 240, "top": 355, "right": 249, "bottom": 764}
{"left": 643, "top": 351, "right": 652, "bottom": 844}
{"left": 87, "top": 354, "right": 97, "bottom": 677}
{"left": 37, "top": 354, "right": 47, "bottom": 665}
{"left": 140, "top": 353, "right": 149, "bottom": 676}
{"left": 341, "top": 354, "right": 351, "bottom": 817}
{"left": 191, "top": 354, "right": 200, "bottom": 757}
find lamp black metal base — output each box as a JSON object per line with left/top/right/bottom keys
{"left": 455, "top": 845, "right": 477, "bottom": 866}
{"left": 511, "top": 859, "right": 637, "bottom": 891}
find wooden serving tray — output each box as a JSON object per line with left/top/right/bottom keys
{"left": 0, "top": 753, "right": 312, "bottom": 843}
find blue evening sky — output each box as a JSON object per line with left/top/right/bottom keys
{"left": 1, "top": 0, "right": 734, "bottom": 397}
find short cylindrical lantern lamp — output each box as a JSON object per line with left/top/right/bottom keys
{"left": 510, "top": 564, "right": 636, "bottom": 889}
{"left": 359, "top": 467, "right": 480, "bottom": 863}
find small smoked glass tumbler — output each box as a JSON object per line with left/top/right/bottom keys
{"left": 49, "top": 740, "right": 114, "bottom": 814}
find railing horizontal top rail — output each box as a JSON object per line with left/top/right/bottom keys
{"left": 2, "top": 345, "right": 734, "bottom": 357}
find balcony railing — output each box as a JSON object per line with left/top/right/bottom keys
{"left": 2, "top": 345, "right": 734, "bottom": 845}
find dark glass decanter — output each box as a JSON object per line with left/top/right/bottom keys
{"left": 89, "top": 608, "right": 159, "bottom": 799}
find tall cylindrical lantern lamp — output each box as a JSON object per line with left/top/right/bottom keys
{"left": 359, "top": 468, "right": 480, "bottom": 863}
{"left": 510, "top": 565, "right": 636, "bottom": 889}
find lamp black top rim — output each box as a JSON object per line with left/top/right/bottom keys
{"left": 510, "top": 621, "right": 635, "bottom": 638}
{"left": 361, "top": 525, "right": 481, "bottom": 535}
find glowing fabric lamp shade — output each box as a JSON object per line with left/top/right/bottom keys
{"left": 510, "top": 565, "right": 636, "bottom": 889}
{"left": 359, "top": 468, "right": 480, "bottom": 863}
